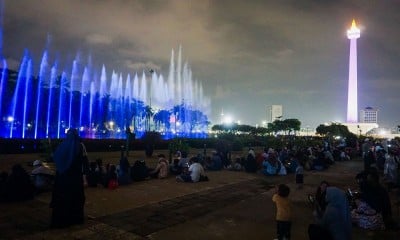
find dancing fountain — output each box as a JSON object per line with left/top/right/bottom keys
{"left": 0, "top": 45, "right": 211, "bottom": 139}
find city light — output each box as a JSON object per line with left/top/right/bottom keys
{"left": 7, "top": 116, "right": 14, "bottom": 122}
{"left": 223, "top": 115, "right": 233, "bottom": 124}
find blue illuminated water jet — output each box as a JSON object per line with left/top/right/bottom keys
{"left": 0, "top": 45, "right": 211, "bottom": 139}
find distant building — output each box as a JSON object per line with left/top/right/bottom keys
{"left": 267, "top": 105, "right": 283, "bottom": 123}
{"left": 360, "top": 107, "right": 378, "bottom": 123}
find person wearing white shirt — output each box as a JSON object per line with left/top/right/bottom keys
{"left": 176, "top": 157, "right": 205, "bottom": 182}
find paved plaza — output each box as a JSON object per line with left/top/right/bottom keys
{"left": 0, "top": 151, "right": 399, "bottom": 239}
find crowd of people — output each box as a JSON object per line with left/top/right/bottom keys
{"left": 0, "top": 136, "right": 357, "bottom": 202}
{"left": 273, "top": 164, "right": 398, "bottom": 240}
{"left": 1, "top": 133, "right": 399, "bottom": 235}
{"left": 265, "top": 136, "right": 399, "bottom": 239}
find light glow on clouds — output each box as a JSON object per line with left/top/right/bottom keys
{"left": 2, "top": 0, "right": 400, "bottom": 128}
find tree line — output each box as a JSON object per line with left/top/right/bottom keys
{"left": 211, "top": 118, "right": 301, "bottom": 136}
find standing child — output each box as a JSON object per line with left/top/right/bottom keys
{"left": 272, "top": 184, "right": 291, "bottom": 240}
{"left": 295, "top": 162, "right": 304, "bottom": 189}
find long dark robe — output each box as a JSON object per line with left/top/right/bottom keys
{"left": 50, "top": 129, "right": 85, "bottom": 228}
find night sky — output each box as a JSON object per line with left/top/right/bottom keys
{"left": 2, "top": 0, "right": 400, "bottom": 129}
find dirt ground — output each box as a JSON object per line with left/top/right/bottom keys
{"left": 0, "top": 149, "right": 399, "bottom": 240}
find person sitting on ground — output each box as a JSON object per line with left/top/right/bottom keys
{"left": 117, "top": 150, "right": 131, "bottom": 185}
{"left": 284, "top": 154, "right": 298, "bottom": 174}
{"left": 169, "top": 157, "right": 182, "bottom": 175}
{"left": 314, "top": 181, "right": 329, "bottom": 216}
{"left": 364, "top": 147, "right": 376, "bottom": 171}
{"left": 277, "top": 158, "right": 287, "bottom": 176}
{"left": 178, "top": 151, "right": 190, "bottom": 169}
{"left": 375, "top": 148, "right": 386, "bottom": 170}
{"left": 304, "top": 149, "right": 316, "bottom": 170}
{"left": 226, "top": 157, "right": 243, "bottom": 171}
{"left": 324, "top": 149, "right": 335, "bottom": 165}
{"left": 86, "top": 162, "right": 99, "bottom": 187}
{"left": 340, "top": 149, "right": 350, "bottom": 161}
{"left": 351, "top": 196, "right": 385, "bottom": 230}
{"left": 5, "top": 164, "right": 35, "bottom": 202}
{"left": 197, "top": 152, "right": 206, "bottom": 166}
{"left": 308, "top": 187, "right": 352, "bottom": 240}
{"left": 279, "top": 147, "right": 290, "bottom": 164}
{"left": 31, "top": 160, "right": 54, "bottom": 192}
{"left": 175, "top": 151, "right": 182, "bottom": 159}
{"left": 358, "top": 168, "right": 396, "bottom": 229}
{"left": 295, "top": 162, "right": 304, "bottom": 189}
{"left": 332, "top": 147, "right": 341, "bottom": 162}
{"left": 204, "top": 156, "right": 212, "bottom": 168}
{"left": 176, "top": 156, "right": 206, "bottom": 183}
{"left": 169, "top": 151, "right": 183, "bottom": 175}
{"left": 149, "top": 154, "right": 169, "bottom": 179}
{"left": 95, "top": 158, "right": 106, "bottom": 186}
{"left": 312, "top": 148, "right": 327, "bottom": 171}
{"left": 244, "top": 148, "right": 258, "bottom": 173}
{"left": 131, "top": 159, "right": 149, "bottom": 181}
{"left": 256, "top": 152, "right": 265, "bottom": 170}
{"left": 105, "top": 164, "right": 118, "bottom": 189}
{"left": 383, "top": 149, "right": 398, "bottom": 189}
{"left": 175, "top": 150, "right": 182, "bottom": 161}
{"left": 262, "top": 152, "right": 279, "bottom": 176}
{"left": 206, "top": 151, "right": 222, "bottom": 171}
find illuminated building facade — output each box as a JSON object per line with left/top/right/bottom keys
{"left": 267, "top": 105, "right": 283, "bottom": 123}
{"left": 360, "top": 107, "right": 378, "bottom": 124}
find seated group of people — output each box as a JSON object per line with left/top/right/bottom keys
{"left": 241, "top": 144, "right": 349, "bottom": 178}
{"left": 352, "top": 167, "right": 397, "bottom": 230}
{"left": 169, "top": 151, "right": 192, "bottom": 175}
{"left": 308, "top": 167, "right": 397, "bottom": 240}
{"left": 261, "top": 149, "right": 290, "bottom": 176}
{"left": 0, "top": 149, "right": 214, "bottom": 198}
{"left": 84, "top": 150, "right": 211, "bottom": 189}
{"left": 244, "top": 147, "right": 298, "bottom": 176}
{"left": 83, "top": 154, "right": 166, "bottom": 189}
{"left": 168, "top": 151, "right": 208, "bottom": 183}
{"left": 1, "top": 160, "right": 55, "bottom": 202}
{"left": 175, "top": 156, "right": 208, "bottom": 183}
{"left": 1, "top": 163, "right": 39, "bottom": 202}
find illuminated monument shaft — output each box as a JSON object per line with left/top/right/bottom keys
{"left": 346, "top": 19, "right": 360, "bottom": 123}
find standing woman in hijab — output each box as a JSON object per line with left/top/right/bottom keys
{"left": 50, "top": 129, "right": 86, "bottom": 228}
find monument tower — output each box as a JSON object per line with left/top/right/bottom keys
{"left": 346, "top": 19, "right": 360, "bottom": 123}
{"left": 343, "top": 20, "right": 378, "bottom": 135}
